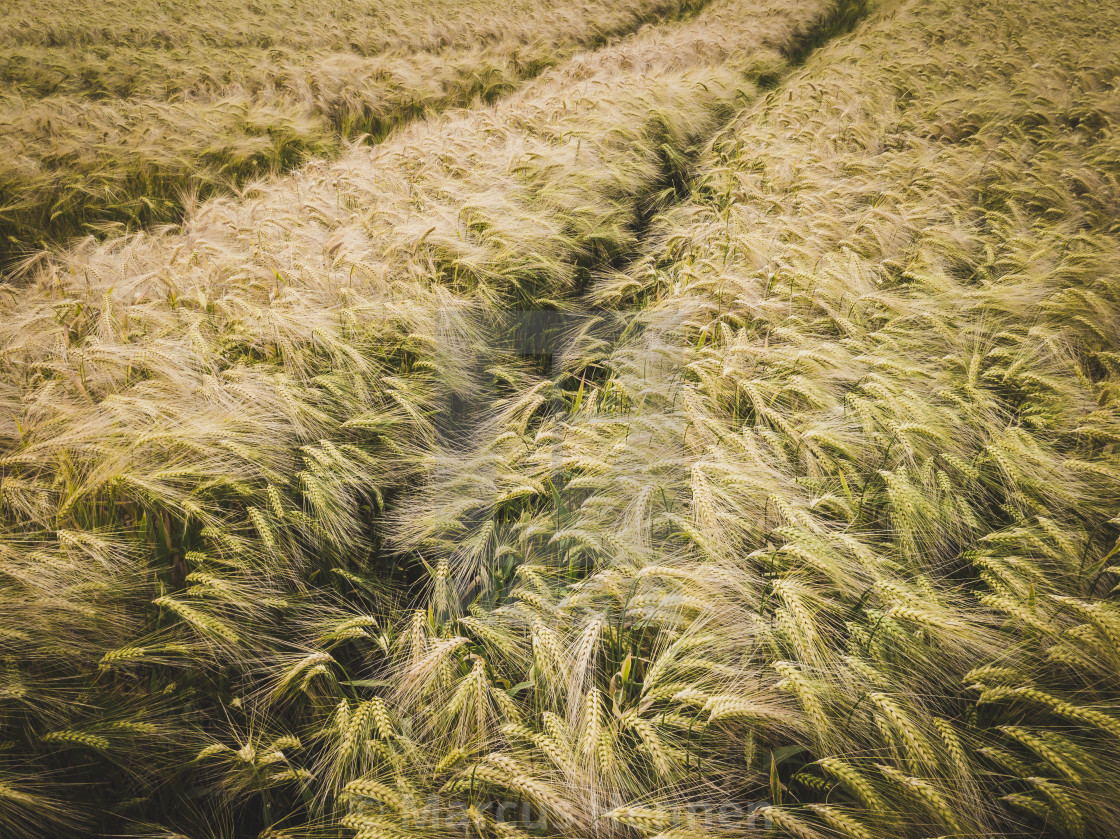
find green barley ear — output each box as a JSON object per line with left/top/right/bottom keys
{"left": 805, "top": 803, "right": 877, "bottom": 839}
{"left": 1023, "top": 777, "right": 1088, "bottom": 838}
{"left": 815, "top": 758, "right": 888, "bottom": 815}
{"left": 152, "top": 596, "right": 240, "bottom": 646}
{"left": 876, "top": 764, "right": 963, "bottom": 834}
{"left": 40, "top": 730, "right": 111, "bottom": 752}
{"left": 756, "top": 806, "right": 827, "bottom": 839}
{"left": 268, "top": 651, "right": 335, "bottom": 702}
{"left": 342, "top": 777, "right": 404, "bottom": 811}
{"left": 0, "top": 775, "right": 79, "bottom": 839}
{"left": 997, "top": 726, "right": 1086, "bottom": 782}
{"left": 866, "top": 692, "right": 939, "bottom": 774}
{"left": 620, "top": 709, "right": 673, "bottom": 777}
{"left": 607, "top": 804, "right": 676, "bottom": 833}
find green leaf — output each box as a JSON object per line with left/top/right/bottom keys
{"left": 771, "top": 744, "right": 811, "bottom": 767}
{"left": 339, "top": 679, "right": 391, "bottom": 689}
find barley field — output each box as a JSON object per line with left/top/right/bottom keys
{"left": 0, "top": 0, "right": 707, "bottom": 259}
{"left": 1, "top": 0, "right": 1119, "bottom": 837}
